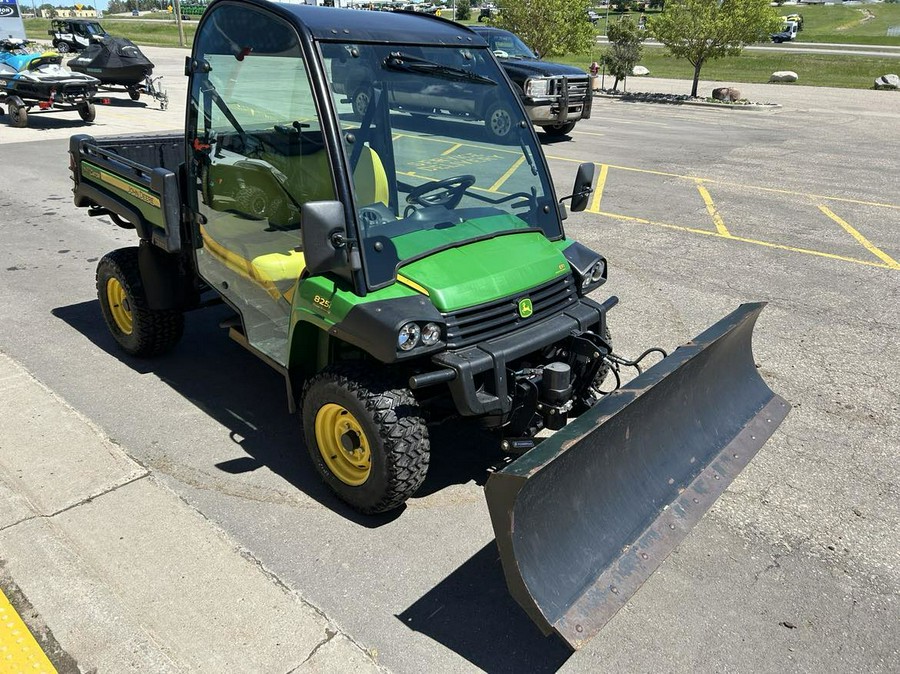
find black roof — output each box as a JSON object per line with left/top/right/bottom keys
{"left": 232, "top": 1, "right": 488, "bottom": 47}
{"left": 53, "top": 18, "right": 102, "bottom": 24}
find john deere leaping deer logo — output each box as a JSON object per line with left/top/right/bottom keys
{"left": 517, "top": 298, "right": 533, "bottom": 319}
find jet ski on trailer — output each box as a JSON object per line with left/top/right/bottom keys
{"left": 0, "top": 39, "right": 99, "bottom": 128}
{"left": 68, "top": 37, "right": 168, "bottom": 109}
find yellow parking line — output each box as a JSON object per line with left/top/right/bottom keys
{"left": 696, "top": 181, "right": 730, "bottom": 236}
{"left": 441, "top": 143, "right": 462, "bottom": 156}
{"left": 596, "top": 210, "right": 896, "bottom": 271}
{"left": 488, "top": 156, "right": 525, "bottom": 192}
{"left": 590, "top": 163, "right": 900, "bottom": 211}
{"left": 0, "top": 589, "right": 57, "bottom": 673}
{"left": 818, "top": 205, "right": 900, "bottom": 269}
{"left": 588, "top": 163, "right": 609, "bottom": 214}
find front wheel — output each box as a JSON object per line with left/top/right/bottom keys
{"left": 77, "top": 101, "right": 96, "bottom": 122}
{"left": 301, "top": 365, "right": 430, "bottom": 514}
{"left": 96, "top": 247, "right": 184, "bottom": 357}
{"left": 351, "top": 87, "right": 371, "bottom": 120}
{"left": 542, "top": 122, "right": 576, "bottom": 138}
{"left": 54, "top": 40, "right": 70, "bottom": 54}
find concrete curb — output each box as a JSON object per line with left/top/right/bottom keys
{"left": 593, "top": 92, "right": 782, "bottom": 112}
{"left": 0, "top": 351, "right": 386, "bottom": 673}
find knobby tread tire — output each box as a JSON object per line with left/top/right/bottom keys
{"left": 301, "top": 363, "right": 430, "bottom": 514}
{"left": 96, "top": 247, "right": 184, "bottom": 357}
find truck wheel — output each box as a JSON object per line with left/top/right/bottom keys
{"left": 96, "top": 248, "right": 184, "bottom": 357}
{"left": 351, "top": 87, "right": 371, "bottom": 120}
{"left": 484, "top": 101, "right": 514, "bottom": 141}
{"left": 7, "top": 101, "right": 27, "bottom": 128}
{"left": 301, "top": 365, "right": 430, "bottom": 514}
{"left": 542, "top": 122, "right": 576, "bottom": 138}
{"left": 77, "top": 101, "right": 96, "bottom": 122}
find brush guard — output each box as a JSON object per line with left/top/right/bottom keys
{"left": 485, "top": 302, "right": 790, "bottom": 649}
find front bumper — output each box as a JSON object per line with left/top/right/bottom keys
{"left": 428, "top": 297, "right": 610, "bottom": 417}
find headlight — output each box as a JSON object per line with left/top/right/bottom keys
{"left": 526, "top": 77, "right": 551, "bottom": 97}
{"left": 421, "top": 322, "right": 441, "bottom": 346}
{"left": 398, "top": 322, "right": 421, "bottom": 351}
{"left": 581, "top": 260, "right": 606, "bottom": 291}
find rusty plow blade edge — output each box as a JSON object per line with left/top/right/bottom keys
{"left": 484, "top": 302, "right": 790, "bottom": 650}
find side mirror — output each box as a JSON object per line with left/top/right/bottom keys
{"left": 565, "top": 162, "right": 595, "bottom": 213}
{"left": 301, "top": 201, "right": 351, "bottom": 277}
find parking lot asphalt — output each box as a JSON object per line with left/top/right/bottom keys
{"left": 0, "top": 46, "right": 898, "bottom": 673}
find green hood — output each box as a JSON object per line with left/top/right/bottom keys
{"left": 398, "top": 230, "right": 570, "bottom": 312}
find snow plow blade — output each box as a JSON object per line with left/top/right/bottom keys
{"left": 485, "top": 302, "right": 789, "bottom": 650}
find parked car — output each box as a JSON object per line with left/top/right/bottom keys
{"left": 470, "top": 26, "right": 591, "bottom": 137}
{"left": 478, "top": 4, "right": 499, "bottom": 22}
{"left": 587, "top": 9, "right": 600, "bottom": 24}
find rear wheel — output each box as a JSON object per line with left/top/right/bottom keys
{"left": 542, "top": 122, "right": 576, "bottom": 138}
{"left": 77, "top": 101, "right": 96, "bottom": 122}
{"left": 7, "top": 101, "right": 27, "bottom": 128}
{"left": 484, "top": 100, "right": 515, "bottom": 141}
{"left": 351, "top": 87, "right": 371, "bottom": 120}
{"left": 301, "top": 364, "right": 430, "bottom": 514}
{"left": 96, "top": 247, "right": 184, "bottom": 357}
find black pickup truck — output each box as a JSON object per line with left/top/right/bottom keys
{"left": 332, "top": 23, "right": 591, "bottom": 139}
{"left": 470, "top": 26, "right": 591, "bottom": 137}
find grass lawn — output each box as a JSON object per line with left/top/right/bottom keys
{"left": 558, "top": 46, "right": 900, "bottom": 91}
{"left": 24, "top": 18, "right": 196, "bottom": 48}
{"left": 784, "top": 3, "right": 900, "bottom": 45}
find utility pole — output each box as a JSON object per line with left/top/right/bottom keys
{"left": 173, "top": 0, "right": 185, "bottom": 47}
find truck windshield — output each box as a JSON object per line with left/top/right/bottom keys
{"left": 321, "top": 41, "right": 559, "bottom": 290}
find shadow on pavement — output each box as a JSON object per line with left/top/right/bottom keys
{"left": 397, "top": 541, "right": 572, "bottom": 673}
{"left": 51, "top": 298, "right": 506, "bottom": 527}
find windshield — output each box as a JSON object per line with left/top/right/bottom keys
{"left": 479, "top": 30, "right": 536, "bottom": 60}
{"left": 83, "top": 23, "right": 105, "bottom": 35}
{"left": 321, "top": 41, "right": 558, "bottom": 289}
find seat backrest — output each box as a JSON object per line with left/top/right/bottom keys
{"left": 353, "top": 145, "right": 390, "bottom": 207}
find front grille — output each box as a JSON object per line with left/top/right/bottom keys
{"left": 566, "top": 77, "right": 590, "bottom": 101}
{"left": 443, "top": 274, "right": 577, "bottom": 349}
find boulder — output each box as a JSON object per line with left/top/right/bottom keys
{"left": 769, "top": 71, "right": 799, "bottom": 83}
{"left": 711, "top": 87, "right": 742, "bottom": 102}
{"left": 874, "top": 74, "right": 899, "bottom": 90}
{"left": 632, "top": 65, "right": 650, "bottom": 76}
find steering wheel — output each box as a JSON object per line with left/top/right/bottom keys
{"left": 406, "top": 175, "right": 476, "bottom": 209}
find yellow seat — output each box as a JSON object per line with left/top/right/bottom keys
{"left": 200, "top": 145, "right": 388, "bottom": 302}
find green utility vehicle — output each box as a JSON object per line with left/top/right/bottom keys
{"left": 71, "top": 0, "right": 788, "bottom": 648}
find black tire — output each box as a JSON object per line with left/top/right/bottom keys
{"left": 351, "top": 87, "right": 371, "bottom": 120}
{"left": 591, "top": 324, "right": 613, "bottom": 392}
{"left": 7, "top": 101, "right": 27, "bottom": 128}
{"left": 301, "top": 364, "right": 430, "bottom": 514}
{"left": 96, "top": 247, "right": 184, "bottom": 357}
{"left": 54, "top": 40, "right": 70, "bottom": 54}
{"left": 77, "top": 101, "right": 96, "bottom": 123}
{"left": 128, "top": 88, "right": 141, "bottom": 101}
{"left": 484, "top": 100, "right": 515, "bottom": 141}
{"left": 542, "top": 122, "right": 576, "bottom": 138}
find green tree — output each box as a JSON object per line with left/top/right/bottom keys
{"left": 649, "top": 0, "right": 781, "bottom": 97}
{"left": 493, "top": 0, "right": 594, "bottom": 59}
{"left": 456, "top": 0, "right": 471, "bottom": 21}
{"left": 601, "top": 16, "right": 644, "bottom": 91}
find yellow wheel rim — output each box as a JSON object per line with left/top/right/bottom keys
{"left": 314, "top": 403, "right": 372, "bottom": 486}
{"left": 106, "top": 277, "right": 133, "bottom": 335}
